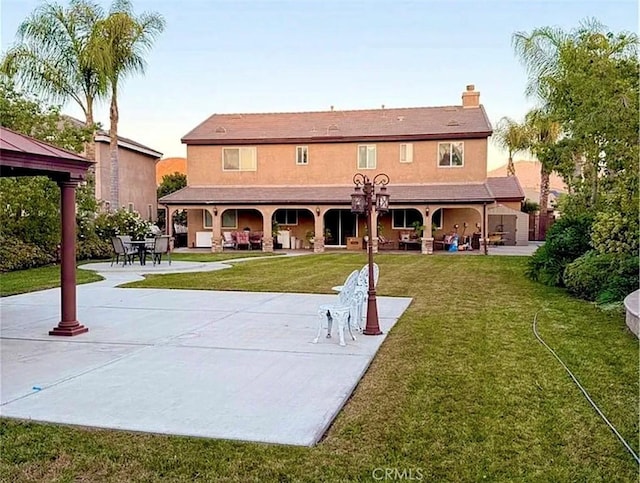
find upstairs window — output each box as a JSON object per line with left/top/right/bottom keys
{"left": 296, "top": 146, "right": 308, "bottom": 165}
{"left": 438, "top": 142, "right": 464, "bottom": 167}
{"left": 400, "top": 143, "right": 413, "bottom": 163}
{"left": 223, "top": 147, "right": 257, "bottom": 171}
{"left": 358, "top": 145, "right": 377, "bottom": 169}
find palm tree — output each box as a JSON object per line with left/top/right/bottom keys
{"left": 90, "top": 0, "right": 165, "bottom": 208}
{"left": 1, "top": 0, "right": 107, "bottom": 161}
{"left": 493, "top": 116, "right": 530, "bottom": 177}
{"left": 525, "top": 108, "right": 562, "bottom": 235}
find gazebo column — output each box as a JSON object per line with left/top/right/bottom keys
{"left": 50, "top": 180, "right": 88, "bottom": 336}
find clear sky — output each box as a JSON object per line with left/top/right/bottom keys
{"left": 1, "top": 0, "right": 638, "bottom": 169}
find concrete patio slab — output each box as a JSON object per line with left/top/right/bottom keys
{"left": 1, "top": 265, "right": 412, "bottom": 446}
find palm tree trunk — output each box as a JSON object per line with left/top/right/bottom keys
{"left": 507, "top": 155, "right": 515, "bottom": 177}
{"left": 538, "top": 165, "right": 551, "bottom": 239}
{"left": 83, "top": 98, "right": 99, "bottom": 203}
{"left": 84, "top": 98, "right": 96, "bottom": 162}
{"left": 109, "top": 84, "right": 119, "bottom": 208}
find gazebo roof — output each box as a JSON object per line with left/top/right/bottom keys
{"left": 0, "top": 126, "right": 93, "bottom": 180}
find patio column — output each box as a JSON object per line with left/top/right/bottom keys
{"left": 261, "top": 207, "right": 275, "bottom": 252}
{"left": 50, "top": 179, "right": 88, "bottom": 336}
{"left": 423, "top": 205, "right": 433, "bottom": 254}
{"left": 313, "top": 208, "right": 324, "bottom": 253}
{"left": 209, "top": 207, "right": 221, "bottom": 253}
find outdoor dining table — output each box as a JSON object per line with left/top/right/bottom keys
{"left": 128, "top": 240, "right": 150, "bottom": 265}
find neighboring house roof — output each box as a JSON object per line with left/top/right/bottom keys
{"left": 182, "top": 105, "right": 493, "bottom": 145}
{"left": 488, "top": 160, "right": 566, "bottom": 206}
{"left": 156, "top": 157, "right": 187, "bottom": 184}
{"left": 159, "top": 178, "right": 522, "bottom": 206}
{"left": 94, "top": 132, "right": 162, "bottom": 158}
{"left": 62, "top": 115, "right": 162, "bottom": 158}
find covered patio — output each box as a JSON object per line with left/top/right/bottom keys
{"left": 159, "top": 177, "right": 525, "bottom": 255}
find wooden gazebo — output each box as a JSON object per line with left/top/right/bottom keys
{"left": 0, "top": 126, "right": 94, "bottom": 336}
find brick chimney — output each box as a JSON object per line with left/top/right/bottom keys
{"left": 462, "top": 84, "right": 480, "bottom": 108}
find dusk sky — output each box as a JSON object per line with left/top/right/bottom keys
{"left": 1, "top": 0, "right": 637, "bottom": 168}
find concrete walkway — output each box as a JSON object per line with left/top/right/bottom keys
{"left": 1, "top": 258, "right": 411, "bottom": 446}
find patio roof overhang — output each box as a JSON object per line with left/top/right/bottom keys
{"left": 159, "top": 183, "right": 499, "bottom": 206}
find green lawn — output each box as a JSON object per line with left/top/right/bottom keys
{"left": 1, "top": 254, "right": 638, "bottom": 481}
{"left": 0, "top": 264, "right": 103, "bottom": 297}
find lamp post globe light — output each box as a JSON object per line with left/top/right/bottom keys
{"left": 350, "top": 173, "right": 390, "bottom": 336}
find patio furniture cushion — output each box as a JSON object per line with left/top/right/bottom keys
{"left": 235, "top": 231, "right": 250, "bottom": 249}
{"left": 222, "top": 231, "right": 236, "bottom": 249}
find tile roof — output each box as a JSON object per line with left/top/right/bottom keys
{"left": 486, "top": 176, "right": 526, "bottom": 200}
{"left": 182, "top": 105, "right": 493, "bottom": 145}
{"left": 159, "top": 182, "right": 497, "bottom": 205}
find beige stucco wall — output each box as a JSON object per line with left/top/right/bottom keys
{"left": 186, "top": 138, "right": 488, "bottom": 186}
{"left": 95, "top": 142, "right": 159, "bottom": 220}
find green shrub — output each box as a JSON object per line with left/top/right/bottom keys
{"left": 564, "top": 251, "right": 639, "bottom": 303}
{"left": 564, "top": 251, "right": 615, "bottom": 301}
{"left": 596, "top": 254, "right": 640, "bottom": 304}
{"left": 76, "top": 238, "right": 112, "bottom": 261}
{"left": 0, "top": 236, "right": 55, "bottom": 272}
{"left": 526, "top": 214, "right": 593, "bottom": 286}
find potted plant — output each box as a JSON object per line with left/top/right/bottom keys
{"left": 272, "top": 220, "right": 282, "bottom": 249}
{"left": 305, "top": 230, "right": 315, "bottom": 249}
{"left": 411, "top": 221, "right": 425, "bottom": 238}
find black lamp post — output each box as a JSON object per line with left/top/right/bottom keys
{"left": 351, "top": 173, "right": 390, "bottom": 335}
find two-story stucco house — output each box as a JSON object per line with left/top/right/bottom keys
{"left": 93, "top": 131, "right": 163, "bottom": 220}
{"left": 160, "top": 85, "right": 526, "bottom": 253}
{"left": 64, "top": 116, "right": 163, "bottom": 220}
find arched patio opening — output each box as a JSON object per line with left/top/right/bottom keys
{"left": 323, "top": 209, "right": 358, "bottom": 247}
{"left": 273, "top": 208, "right": 315, "bottom": 249}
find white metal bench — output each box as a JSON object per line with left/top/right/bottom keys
{"left": 314, "top": 270, "right": 360, "bottom": 346}
{"left": 352, "top": 263, "right": 379, "bottom": 332}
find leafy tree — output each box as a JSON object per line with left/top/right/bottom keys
{"left": 0, "top": 80, "right": 93, "bottom": 152}
{"left": 0, "top": 82, "right": 94, "bottom": 254}
{"left": 156, "top": 172, "right": 187, "bottom": 229}
{"left": 1, "top": 0, "right": 106, "bottom": 160}
{"left": 90, "top": 0, "right": 165, "bottom": 207}
{"left": 157, "top": 172, "right": 187, "bottom": 199}
{"left": 523, "top": 107, "right": 561, "bottom": 228}
{"left": 513, "top": 19, "right": 638, "bottom": 257}
{"left": 493, "top": 116, "right": 530, "bottom": 177}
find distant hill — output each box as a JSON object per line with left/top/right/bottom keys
{"left": 488, "top": 160, "right": 567, "bottom": 207}
{"left": 156, "top": 157, "right": 187, "bottom": 185}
